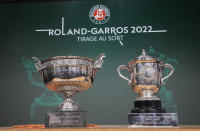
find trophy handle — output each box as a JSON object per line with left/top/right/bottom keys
{"left": 94, "top": 53, "right": 106, "bottom": 71}
{"left": 161, "top": 64, "right": 174, "bottom": 85}
{"left": 117, "top": 65, "right": 132, "bottom": 85}
{"left": 32, "top": 57, "right": 42, "bottom": 72}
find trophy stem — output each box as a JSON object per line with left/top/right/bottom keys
{"left": 58, "top": 91, "right": 79, "bottom": 111}
{"left": 136, "top": 90, "right": 160, "bottom": 101}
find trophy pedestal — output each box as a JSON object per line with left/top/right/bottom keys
{"left": 45, "top": 110, "right": 87, "bottom": 128}
{"left": 128, "top": 100, "right": 178, "bottom": 127}
{"left": 131, "top": 100, "right": 166, "bottom": 113}
{"left": 128, "top": 113, "right": 178, "bottom": 127}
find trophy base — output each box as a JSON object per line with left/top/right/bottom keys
{"left": 131, "top": 100, "right": 166, "bottom": 113}
{"left": 45, "top": 110, "right": 87, "bottom": 128}
{"left": 128, "top": 113, "right": 178, "bottom": 127}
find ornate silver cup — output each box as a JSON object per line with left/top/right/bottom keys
{"left": 117, "top": 49, "right": 174, "bottom": 102}
{"left": 117, "top": 49, "right": 178, "bottom": 126}
{"left": 32, "top": 53, "right": 105, "bottom": 127}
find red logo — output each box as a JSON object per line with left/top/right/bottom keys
{"left": 89, "top": 5, "right": 110, "bottom": 24}
{"left": 94, "top": 9, "right": 106, "bottom": 20}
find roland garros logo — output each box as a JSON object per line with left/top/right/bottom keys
{"left": 89, "top": 5, "right": 110, "bottom": 24}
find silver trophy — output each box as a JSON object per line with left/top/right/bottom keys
{"left": 117, "top": 49, "right": 178, "bottom": 127}
{"left": 33, "top": 53, "right": 105, "bottom": 127}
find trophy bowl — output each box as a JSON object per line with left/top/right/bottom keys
{"left": 34, "top": 56, "right": 101, "bottom": 92}
{"left": 32, "top": 54, "right": 105, "bottom": 127}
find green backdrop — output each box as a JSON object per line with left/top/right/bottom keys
{"left": 0, "top": 0, "right": 200, "bottom": 126}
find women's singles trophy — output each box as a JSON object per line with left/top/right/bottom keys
{"left": 33, "top": 54, "right": 105, "bottom": 127}
{"left": 117, "top": 49, "right": 178, "bottom": 127}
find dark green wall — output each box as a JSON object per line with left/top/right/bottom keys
{"left": 0, "top": 0, "right": 200, "bottom": 126}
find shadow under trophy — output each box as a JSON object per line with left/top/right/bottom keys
{"left": 21, "top": 57, "right": 63, "bottom": 121}
{"left": 117, "top": 49, "right": 178, "bottom": 127}
{"left": 32, "top": 54, "right": 105, "bottom": 128}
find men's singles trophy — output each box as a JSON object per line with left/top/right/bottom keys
{"left": 32, "top": 54, "right": 105, "bottom": 127}
{"left": 117, "top": 49, "right": 178, "bottom": 127}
